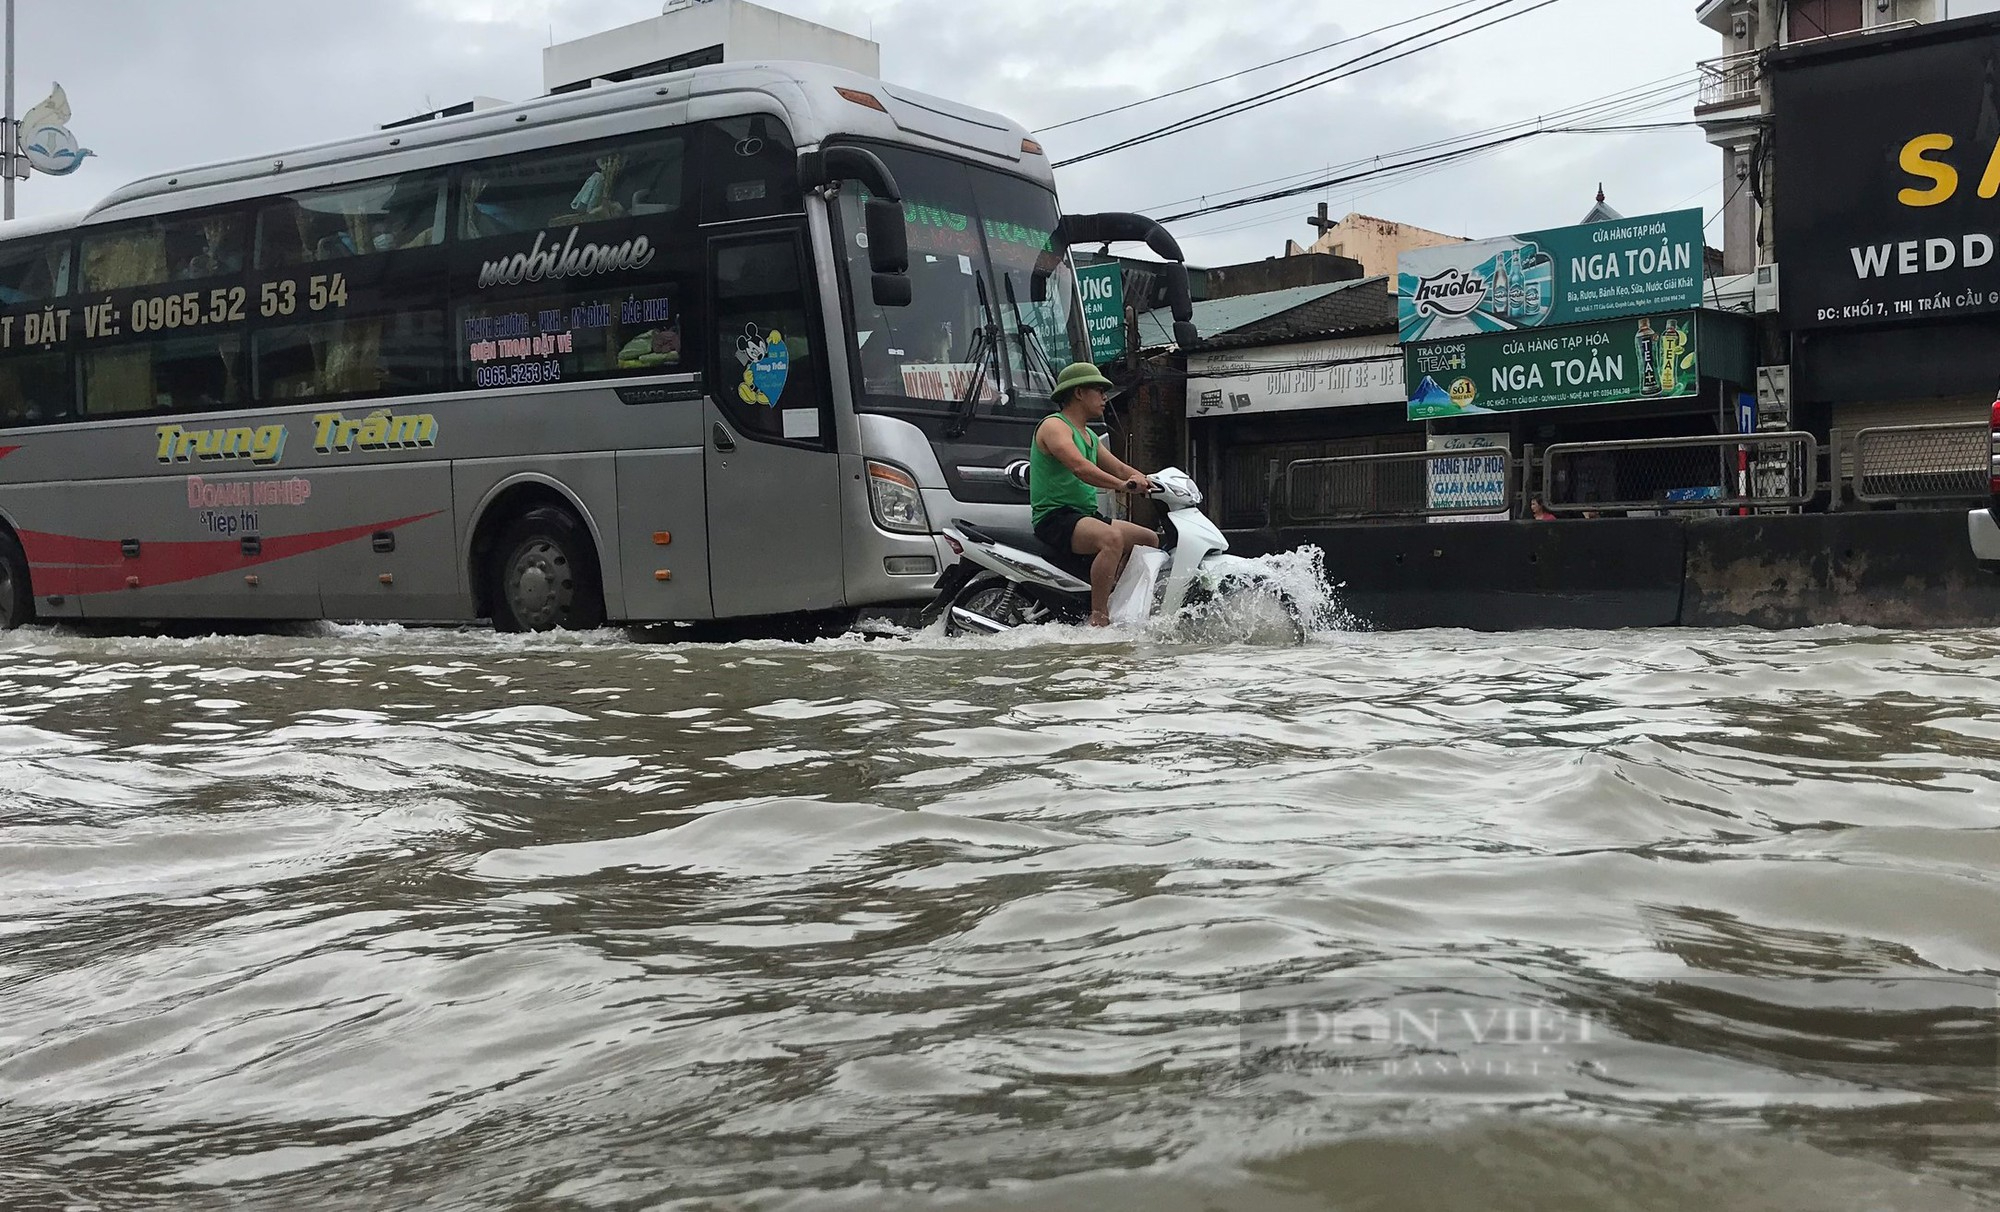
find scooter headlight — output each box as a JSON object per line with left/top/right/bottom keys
{"left": 867, "top": 461, "right": 930, "bottom": 534}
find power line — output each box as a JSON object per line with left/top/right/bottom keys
{"left": 1034, "top": 0, "right": 1487, "bottom": 134}
{"left": 1154, "top": 121, "right": 1701, "bottom": 226}
{"left": 1053, "top": 0, "right": 1569, "bottom": 170}
{"left": 1145, "top": 71, "right": 1698, "bottom": 225}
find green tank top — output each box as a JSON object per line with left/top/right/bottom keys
{"left": 1030, "top": 414, "right": 1101, "bottom": 524}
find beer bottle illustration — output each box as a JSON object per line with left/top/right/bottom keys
{"left": 1636, "top": 318, "right": 1661, "bottom": 397}
{"left": 1490, "top": 256, "right": 1510, "bottom": 320}
{"left": 1659, "top": 320, "right": 1682, "bottom": 394}
{"left": 1506, "top": 249, "right": 1526, "bottom": 318}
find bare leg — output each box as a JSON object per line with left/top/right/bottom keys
{"left": 1069, "top": 517, "right": 1129, "bottom": 626}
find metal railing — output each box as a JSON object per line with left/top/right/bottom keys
{"left": 1849, "top": 422, "right": 1990, "bottom": 504}
{"left": 1265, "top": 423, "right": 1987, "bottom": 527}
{"left": 1781, "top": 17, "right": 1920, "bottom": 47}
{"left": 1282, "top": 447, "right": 1514, "bottom": 522}
{"left": 1540, "top": 431, "right": 1818, "bottom": 515}
{"left": 1697, "top": 51, "right": 1761, "bottom": 109}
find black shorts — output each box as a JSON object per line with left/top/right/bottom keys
{"left": 1033, "top": 506, "right": 1109, "bottom": 555}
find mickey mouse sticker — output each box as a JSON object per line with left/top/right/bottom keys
{"left": 735, "top": 322, "right": 790, "bottom": 407}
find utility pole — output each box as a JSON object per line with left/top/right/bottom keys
{"left": 4, "top": 0, "right": 14, "bottom": 221}
{"left": 1754, "top": 0, "right": 1779, "bottom": 268}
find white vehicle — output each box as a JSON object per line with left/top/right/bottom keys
{"left": 0, "top": 60, "right": 1197, "bottom": 632}
{"left": 1973, "top": 394, "right": 2000, "bottom": 574}
{"left": 923, "top": 467, "right": 1305, "bottom": 638}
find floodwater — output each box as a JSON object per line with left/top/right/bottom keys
{"left": 1, "top": 611, "right": 1998, "bottom": 1210}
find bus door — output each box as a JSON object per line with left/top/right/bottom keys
{"left": 702, "top": 228, "right": 845, "bottom": 617}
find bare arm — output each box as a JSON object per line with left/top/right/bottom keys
{"left": 1037, "top": 418, "right": 1138, "bottom": 491}
{"left": 1095, "top": 443, "right": 1150, "bottom": 489}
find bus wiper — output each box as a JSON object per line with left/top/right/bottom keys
{"left": 944, "top": 272, "right": 999, "bottom": 440}
{"left": 1003, "top": 274, "right": 1060, "bottom": 396}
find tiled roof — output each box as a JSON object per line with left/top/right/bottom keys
{"left": 1136, "top": 276, "right": 1396, "bottom": 352}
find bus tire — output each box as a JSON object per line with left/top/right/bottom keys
{"left": 0, "top": 530, "right": 32, "bottom": 630}
{"left": 487, "top": 506, "right": 605, "bottom": 633}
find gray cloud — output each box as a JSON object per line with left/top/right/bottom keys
{"left": 15, "top": 1, "right": 1739, "bottom": 264}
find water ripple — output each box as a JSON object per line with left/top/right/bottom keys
{"left": 0, "top": 623, "right": 1996, "bottom": 1208}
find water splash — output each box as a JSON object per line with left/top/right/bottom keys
{"left": 1168, "top": 543, "right": 1358, "bottom": 642}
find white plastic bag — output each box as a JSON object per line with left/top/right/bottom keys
{"left": 1107, "top": 546, "right": 1169, "bottom": 626}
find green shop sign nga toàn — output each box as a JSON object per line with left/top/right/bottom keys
{"left": 1396, "top": 209, "right": 1705, "bottom": 343}
{"left": 1405, "top": 312, "right": 1700, "bottom": 419}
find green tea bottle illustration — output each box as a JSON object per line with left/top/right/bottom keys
{"left": 1636, "top": 318, "right": 1661, "bottom": 397}
{"left": 1659, "top": 319, "right": 1681, "bottom": 394}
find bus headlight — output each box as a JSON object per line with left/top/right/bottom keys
{"left": 866, "top": 460, "right": 930, "bottom": 534}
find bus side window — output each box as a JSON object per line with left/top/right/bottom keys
{"left": 255, "top": 171, "right": 448, "bottom": 268}
{"left": 255, "top": 312, "right": 448, "bottom": 403}
{"left": 458, "top": 135, "right": 685, "bottom": 240}
{"left": 82, "top": 212, "right": 245, "bottom": 291}
{"left": 710, "top": 234, "right": 826, "bottom": 447}
{"left": 0, "top": 238, "right": 76, "bottom": 427}
{"left": 0, "top": 351, "right": 74, "bottom": 427}
{"left": 0, "top": 238, "right": 69, "bottom": 304}
{"left": 698, "top": 115, "right": 798, "bottom": 226}
{"left": 83, "top": 336, "right": 245, "bottom": 417}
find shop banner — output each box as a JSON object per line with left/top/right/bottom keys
{"left": 1426, "top": 432, "right": 1511, "bottom": 523}
{"left": 1772, "top": 28, "right": 2000, "bottom": 328}
{"left": 1077, "top": 263, "right": 1126, "bottom": 365}
{"left": 1396, "top": 210, "right": 1704, "bottom": 342}
{"left": 1405, "top": 312, "right": 1699, "bottom": 419}
{"left": 1186, "top": 335, "right": 1402, "bottom": 417}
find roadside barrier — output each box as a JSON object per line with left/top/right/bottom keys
{"left": 1274, "top": 424, "right": 1990, "bottom": 523}
{"left": 1281, "top": 447, "right": 1514, "bottom": 523}
{"left": 1845, "top": 422, "right": 1990, "bottom": 506}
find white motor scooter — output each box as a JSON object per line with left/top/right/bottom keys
{"left": 924, "top": 467, "right": 1305, "bottom": 639}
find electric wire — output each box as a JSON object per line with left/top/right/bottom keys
{"left": 1033, "top": 0, "right": 1488, "bottom": 134}
{"left": 1129, "top": 69, "right": 1699, "bottom": 223}
{"left": 1155, "top": 121, "right": 1700, "bottom": 226}
{"left": 1052, "top": 0, "right": 1569, "bottom": 169}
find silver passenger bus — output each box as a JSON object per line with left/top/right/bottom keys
{"left": 0, "top": 61, "right": 1195, "bottom": 630}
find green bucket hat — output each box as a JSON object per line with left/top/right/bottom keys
{"left": 1051, "top": 362, "right": 1114, "bottom": 403}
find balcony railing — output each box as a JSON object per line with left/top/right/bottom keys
{"left": 1781, "top": 17, "right": 1919, "bottom": 47}
{"left": 1697, "top": 51, "right": 1761, "bottom": 109}
{"left": 1698, "top": 21, "right": 1926, "bottom": 111}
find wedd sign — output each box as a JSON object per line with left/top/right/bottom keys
{"left": 1772, "top": 22, "right": 2000, "bottom": 328}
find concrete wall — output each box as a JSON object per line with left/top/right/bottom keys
{"left": 1242, "top": 509, "right": 2000, "bottom": 630}
{"left": 544, "top": 0, "right": 878, "bottom": 91}
{"left": 1203, "top": 254, "right": 1362, "bottom": 301}
{"left": 1681, "top": 510, "right": 2000, "bottom": 627}
{"left": 1301, "top": 214, "right": 1465, "bottom": 281}
{"left": 1234, "top": 519, "right": 1686, "bottom": 630}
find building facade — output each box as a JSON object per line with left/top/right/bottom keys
{"left": 1288, "top": 210, "right": 1467, "bottom": 282}
{"left": 1695, "top": 0, "right": 1943, "bottom": 277}
{"left": 1766, "top": 12, "right": 2000, "bottom": 449}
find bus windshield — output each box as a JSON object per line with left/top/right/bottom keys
{"left": 832, "top": 145, "right": 1087, "bottom": 421}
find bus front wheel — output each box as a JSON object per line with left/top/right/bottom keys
{"left": 488, "top": 506, "right": 606, "bottom": 633}
{"left": 0, "top": 530, "right": 31, "bottom": 630}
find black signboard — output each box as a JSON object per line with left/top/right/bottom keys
{"left": 1772, "top": 19, "right": 2000, "bottom": 330}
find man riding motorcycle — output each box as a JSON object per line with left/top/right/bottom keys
{"left": 1031, "top": 363, "right": 1159, "bottom": 626}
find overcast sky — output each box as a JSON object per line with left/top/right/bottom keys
{"left": 12, "top": 0, "right": 2000, "bottom": 266}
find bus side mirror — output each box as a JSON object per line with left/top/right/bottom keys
{"left": 871, "top": 273, "right": 913, "bottom": 307}
{"left": 865, "top": 196, "right": 909, "bottom": 277}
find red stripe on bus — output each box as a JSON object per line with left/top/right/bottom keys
{"left": 19, "top": 512, "right": 443, "bottom": 595}
{"left": 0, "top": 447, "right": 19, "bottom": 459}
